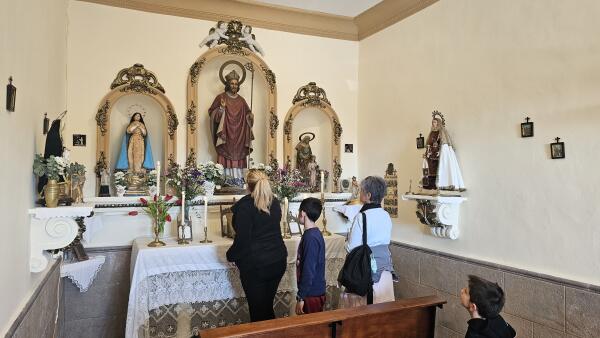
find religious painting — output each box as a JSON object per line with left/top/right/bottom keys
{"left": 416, "top": 133, "right": 425, "bottom": 149}
{"left": 521, "top": 117, "right": 534, "bottom": 138}
{"left": 73, "top": 134, "right": 86, "bottom": 147}
{"left": 345, "top": 144, "right": 353, "bottom": 153}
{"left": 550, "top": 138, "right": 565, "bottom": 159}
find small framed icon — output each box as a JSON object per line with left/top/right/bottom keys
{"left": 416, "top": 133, "right": 425, "bottom": 149}
{"left": 521, "top": 117, "right": 534, "bottom": 138}
{"left": 73, "top": 134, "right": 87, "bottom": 147}
{"left": 550, "top": 137, "right": 565, "bottom": 159}
{"left": 344, "top": 144, "right": 354, "bottom": 153}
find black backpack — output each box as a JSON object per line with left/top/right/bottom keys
{"left": 338, "top": 212, "right": 374, "bottom": 304}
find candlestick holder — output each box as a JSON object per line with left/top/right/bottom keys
{"left": 200, "top": 226, "right": 213, "bottom": 243}
{"left": 320, "top": 193, "right": 332, "bottom": 236}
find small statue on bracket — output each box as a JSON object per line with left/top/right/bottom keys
{"left": 350, "top": 176, "right": 360, "bottom": 200}
{"left": 422, "top": 111, "right": 465, "bottom": 191}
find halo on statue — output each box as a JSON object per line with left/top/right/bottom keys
{"left": 127, "top": 104, "right": 147, "bottom": 118}
{"left": 219, "top": 60, "right": 246, "bottom": 86}
{"left": 299, "top": 132, "right": 315, "bottom": 142}
{"left": 431, "top": 110, "right": 446, "bottom": 126}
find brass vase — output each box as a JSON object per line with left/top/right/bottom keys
{"left": 44, "top": 179, "right": 60, "bottom": 208}
{"left": 148, "top": 218, "right": 166, "bottom": 247}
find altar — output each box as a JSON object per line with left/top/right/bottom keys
{"left": 126, "top": 234, "right": 346, "bottom": 338}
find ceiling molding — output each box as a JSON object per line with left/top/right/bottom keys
{"left": 77, "top": 0, "right": 438, "bottom": 41}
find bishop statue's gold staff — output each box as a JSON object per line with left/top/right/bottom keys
{"left": 320, "top": 170, "right": 331, "bottom": 236}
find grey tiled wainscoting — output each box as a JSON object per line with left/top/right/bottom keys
{"left": 391, "top": 242, "right": 600, "bottom": 338}
{"left": 60, "top": 246, "right": 131, "bottom": 338}
{"left": 5, "top": 259, "right": 61, "bottom": 338}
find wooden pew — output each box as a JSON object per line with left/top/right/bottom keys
{"left": 200, "top": 295, "right": 446, "bottom": 338}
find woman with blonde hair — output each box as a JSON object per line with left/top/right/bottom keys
{"left": 226, "top": 169, "right": 287, "bottom": 322}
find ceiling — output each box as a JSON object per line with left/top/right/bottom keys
{"left": 246, "top": 0, "right": 383, "bottom": 17}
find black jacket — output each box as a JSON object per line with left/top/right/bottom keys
{"left": 226, "top": 195, "right": 287, "bottom": 270}
{"left": 465, "top": 316, "right": 516, "bottom": 338}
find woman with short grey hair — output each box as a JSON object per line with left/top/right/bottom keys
{"left": 341, "top": 176, "right": 395, "bottom": 308}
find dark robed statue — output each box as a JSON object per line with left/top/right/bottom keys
{"left": 209, "top": 69, "right": 254, "bottom": 178}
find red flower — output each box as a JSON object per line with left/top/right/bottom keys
{"left": 164, "top": 194, "right": 173, "bottom": 202}
{"left": 175, "top": 199, "right": 182, "bottom": 206}
{"left": 166, "top": 214, "right": 172, "bottom": 222}
{"left": 153, "top": 194, "right": 157, "bottom": 202}
{"left": 128, "top": 211, "right": 138, "bottom": 216}
{"left": 140, "top": 198, "right": 148, "bottom": 205}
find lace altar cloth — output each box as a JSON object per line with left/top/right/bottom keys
{"left": 60, "top": 255, "right": 106, "bottom": 292}
{"left": 126, "top": 235, "right": 346, "bottom": 338}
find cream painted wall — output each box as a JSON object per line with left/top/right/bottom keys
{"left": 66, "top": 1, "right": 359, "bottom": 198}
{"left": 358, "top": 0, "right": 600, "bottom": 285}
{"left": 0, "top": 0, "right": 68, "bottom": 334}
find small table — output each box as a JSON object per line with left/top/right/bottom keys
{"left": 126, "top": 234, "right": 346, "bottom": 338}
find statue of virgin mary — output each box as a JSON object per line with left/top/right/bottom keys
{"left": 116, "top": 112, "right": 155, "bottom": 173}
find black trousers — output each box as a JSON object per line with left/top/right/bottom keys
{"left": 239, "top": 259, "right": 287, "bottom": 322}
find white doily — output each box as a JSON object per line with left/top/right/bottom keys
{"left": 61, "top": 255, "right": 106, "bottom": 292}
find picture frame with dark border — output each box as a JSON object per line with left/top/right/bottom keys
{"left": 416, "top": 133, "right": 425, "bottom": 149}
{"left": 73, "top": 134, "right": 87, "bottom": 147}
{"left": 344, "top": 143, "right": 353, "bottom": 153}
{"left": 550, "top": 137, "right": 565, "bottom": 159}
{"left": 521, "top": 117, "right": 534, "bottom": 138}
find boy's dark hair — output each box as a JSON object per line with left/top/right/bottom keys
{"left": 468, "top": 275, "right": 506, "bottom": 318}
{"left": 299, "top": 197, "right": 322, "bottom": 223}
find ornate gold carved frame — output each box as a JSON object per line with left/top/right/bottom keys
{"left": 186, "top": 47, "right": 278, "bottom": 168}
{"left": 283, "top": 82, "right": 343, "bottom": 192}
{"left": 94, "top": 64, "right": 178, "bottom": 191}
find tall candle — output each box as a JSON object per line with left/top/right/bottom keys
{"left": 156, "top": 161, "right": 161, "bottom": 196}
{"left": 181, "top": 190, "right": 186, "bottom": 225}
{"left": 284, "top": 197, "right": 289, "bottom": 219}
{"left": 204, "top": 196, "right": 208, "bottom": 231}
{"left": 320, "top": 170, "right": 325, "bottom": 193}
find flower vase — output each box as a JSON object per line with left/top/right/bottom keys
{"left": 148, "top": 218, "right": 166, "bottom": 247}
{"left": 203, "top": 181, "right": 216, "bottom": 197}
{"left": 116, "top": 186, "right": 126, "bottom": 198}
{"left": 44, "top": 179, "right": 60, "bottom": 208}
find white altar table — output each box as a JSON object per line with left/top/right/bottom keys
{"left": 126, "top": 234, "right": 346, "bottom": 338}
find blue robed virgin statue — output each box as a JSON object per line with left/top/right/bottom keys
{"left": 116, "top": 112, "right": 155, "bottom": 172}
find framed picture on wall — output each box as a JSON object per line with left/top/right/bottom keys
{"left": 416, "top": 133, "right": 425, "bottom": 149}
{"left": 550, "top": 138, "right": 565, "bottom": 159}
{"left": 521, "top": 117, "right": 534, "bottom": 138}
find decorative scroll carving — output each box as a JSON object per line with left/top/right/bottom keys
{"left": 167, "top": 105, "right": 179, "bottom": 139}
{"left": 186, "top": 149, "right": 197, "bottom": 167}
{"left": 402, "top": 195, "right": 467, "bottom": 240}
{"left": 292, "top": 82, "right": 330, "bottom": 107}
{"left": 269, "top": 152, "right": 278, "bottom": 170}
{"left": 189, "top": 58, "right": 206, "bottom": 86}
{"left": 284, "top": 117, "right": 293, "bottom": 142}
{"left": 187, "top": 101, "right": 197, "bottom": 133}
{"left": 96, "top": 100, "right": 110, "bottom": 136}
{"left": 261, "top": 65, "right": 276, "bottom": 93}
{"left": 111, "top": 64, "right": 165, "bottom": 94}
{"left": 333, "top": 118, "right": 343, "bottom": 145}
{"left": 269, "top": 108, "right": 279, "bottom": 139}
{"left": 333, "top": 158, "right": 342, "bottom": 193}
{"left": 215, "top": 21, "right": 251, "bottom": 56}
{"left": 95, "top": 151, "right": 107, "bottom": 177}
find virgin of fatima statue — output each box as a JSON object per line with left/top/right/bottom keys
{"left": 422, "top": 111, "right": 464, "bottom": 191}
{"left": 116, "top": 112, "right": 155, "bottom": 174}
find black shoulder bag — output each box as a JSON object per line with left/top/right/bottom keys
{"left": 338, "top": 212, "right": 374, "bottom": 304}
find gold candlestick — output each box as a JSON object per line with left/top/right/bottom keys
{"left": 200, "top": 197, "right": 212, "bottom": 243}
{"left": 320, "top": 192, "right": 331, "bottom": 236}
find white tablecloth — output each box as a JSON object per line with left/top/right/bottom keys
{"left": 125, "top": 234, "right": 346, "bottom": 338}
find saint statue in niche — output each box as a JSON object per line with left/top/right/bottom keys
{"left": 295, "top": 132, "right": 315, "bottom": 180}
{"left": 422, "top": 111, "right": 464, "bottom": 191}
{"left": 307, "top": 155, "right": 318, "bottom": 190}
{"left": 116, "top": 112, "right": 155, "bottom": 174}
{"left": 209, "top": 64, "right": 254, "bottom": 179}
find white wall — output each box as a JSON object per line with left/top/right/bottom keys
{"left": 66, "top": 1, "right": 359, "bottom": 197}
{"left": 0, "top": 0, "right": 68, "bottom": 334}
{"left": 358, "top": 0, "right": 600, "bottom": 285}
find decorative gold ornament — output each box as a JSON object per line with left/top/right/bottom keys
{"left": 189, "top": 58, "right": 206, "bottom": 86}
{"left": 186, "top": 149, "right": 197, "bottom": 167}
{"left": 94, "top": 151, "right": 107, "bottom": 177}
{"left": 292, "top": 82, "right": 330, "bottom": 107}
{"left": 187, "top": 101, "right": 197, "bottom": 133}
{"left": 269, "top": 108, "right": 279, "bottom": 139}
{"left": 284, "top": 117, "right": 293, "bottom": 142}
{"left": 111, "top": 63, "right": 165, "bottom": 94}
{"left": 260, "top": 65, "right": 276, "bottom": 93}
{"left": 333, "top": 158, "right": 342, "bottom": 193}
{"left": 333, "top": 118, "right": 343, "bottom": 145}
{"left": 166, "top": 105, "right": 178, "bottom": 140}
{"left": 96, "top": 100, "right": 110, "bottom": 136}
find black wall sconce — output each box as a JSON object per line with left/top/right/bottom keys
{"left": 550, "top": 137, "right": 565, "bottom": 159}
{"left": 43, "top": 113, "right": 50, "bottom": 134}
{"left": 6, "top": 77, "right": 16, "bottom": 112}
{"left": 521, "top": 116, "right": 534, "bottom": 137}
{"left": 416, "top": 133, "right": 425, "bottom": 149}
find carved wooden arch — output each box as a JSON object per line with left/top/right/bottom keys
{"left": 185, "top": 47, "right": 278, "bottom": 168}
{"left": 94, "top": 64, "right": 178, "bottom": 192}
{"left": 283, "top": 82, "right": 343, "bottom": 192}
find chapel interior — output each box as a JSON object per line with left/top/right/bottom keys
{"left": 1, "top": 0, "right": 600, "bottom": 337}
